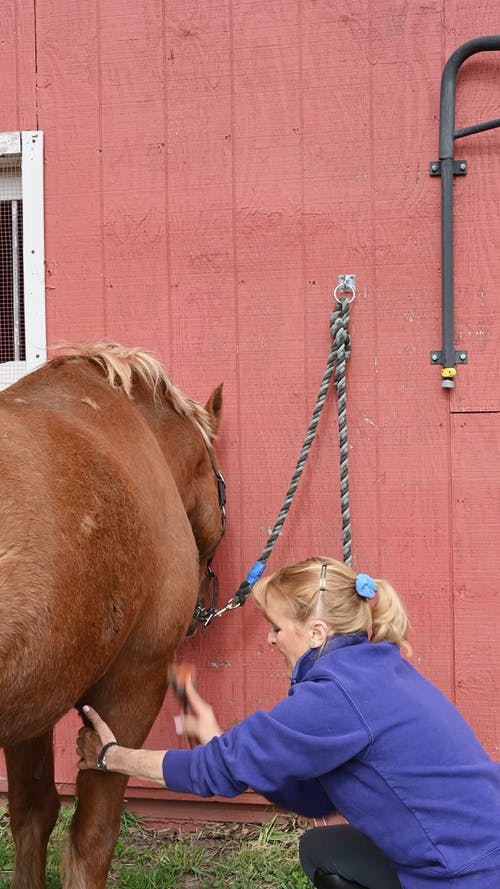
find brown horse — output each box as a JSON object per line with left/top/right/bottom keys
{"left": 0, "top": 343, "right": 225, "bottom": 888}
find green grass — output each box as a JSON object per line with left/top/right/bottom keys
{"left": 0, "top": 805, "right": 311, "bottom": 888}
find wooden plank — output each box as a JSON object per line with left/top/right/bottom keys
{"left": 300, "top": 0, "right": 376, "bottom": 581}
{"left": 452, "top": 412, "right": 500, "bottom": 758}
{"left": 158, "top": 0, "right": 245, "bottom": 750}
{"left": 0, "top": 778, "right": 276, "bottom": 828}
{"left": 98, "top": 0, "right": 168, "bottom": 349}
{"left": 35, "top": 0, "right": 105, "bottom": 342}
{"left": 0, "top": 0, "right": 36, "bottom": 130}
{"left": 160, "top": 0, "right": 234, "bottom": 393}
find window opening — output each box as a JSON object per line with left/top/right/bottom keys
{"left": 0, "top": 156, "right": 25, "bottom": 363}
{"left": 0, "top": 132, "right": 45, "bottom": 390}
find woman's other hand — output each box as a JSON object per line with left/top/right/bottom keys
{"left": 175, "top": 678, "right": 223, "bottom": 745}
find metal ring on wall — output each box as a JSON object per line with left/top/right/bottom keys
{"left": 334, "top": 282, "right": 356, "bottom": 304}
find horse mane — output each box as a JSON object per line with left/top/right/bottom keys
{"left": 49, "top": 343, "right": 214, "bottom": 444}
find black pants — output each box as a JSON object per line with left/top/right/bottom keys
{"left": 299, "top": 824, "right": 403, "bottom": 889}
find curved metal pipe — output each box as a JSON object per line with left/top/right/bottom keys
{"left": 431, "top": 36, "right": 500, "bottom": 387}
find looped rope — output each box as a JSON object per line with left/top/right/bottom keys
{"left": 258, "top": 296, "right": 352, "bottom": 568}
{"left": 202, "top": 293, "right": 354, "bottom": 622}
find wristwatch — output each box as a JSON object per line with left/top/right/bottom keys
{"left": 96, "top": 741, "right": 118, "bottom": 772}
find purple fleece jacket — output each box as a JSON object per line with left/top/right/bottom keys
{"left": 163, "top": 634, "right": 500, "bottom": 888}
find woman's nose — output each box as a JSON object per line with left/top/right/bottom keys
{"left": 267, "top": 629, "right": 275, "bottom": 647}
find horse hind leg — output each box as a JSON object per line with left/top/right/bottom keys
{"left": 5, "top": 731, "right": 61, "bottom": 889}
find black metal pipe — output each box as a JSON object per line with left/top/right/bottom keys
{"left": 439, "top": 36, "right": 500, "bottom": 158}
{"left": 454, "top": 117, "right": 500, "bottom": 140}
{"left": 435, "top": 36, "right": 500, "bottom": 387}
{"left": 440, "top": 155, "right": 455, "bottom": 371}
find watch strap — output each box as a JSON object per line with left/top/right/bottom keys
{"left": 96, "top": 741, "right": 118, "bottom": 772}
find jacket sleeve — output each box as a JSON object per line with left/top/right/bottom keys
{"left": 264, "top": 778, "right": 336, "bottom": 817}
{"left": 162, "top": 674, "right": 371, "bottom": 814}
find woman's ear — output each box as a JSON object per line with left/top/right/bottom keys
{"left": 309, "top": 619, "right": 330, "bottom": 648}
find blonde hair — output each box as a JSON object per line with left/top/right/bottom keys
{"left": 253, "top": 557, "right": 411, "bottom": 653}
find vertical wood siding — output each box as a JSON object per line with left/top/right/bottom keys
{"left": 0, "top": 0, "right": 499, "bottom": 815}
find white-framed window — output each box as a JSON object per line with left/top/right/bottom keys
{"left": 0, "top": 131, "right": 45, "bottom": 390}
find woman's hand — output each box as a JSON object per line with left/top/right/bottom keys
{"left": 176, "top": 678, "right": 223, "bottom": 745}
{"left": 76, "top": 706, "right": 167, "bottom": 785}
{"left": 77, "top": 705, "right": 116, "bottom": 771}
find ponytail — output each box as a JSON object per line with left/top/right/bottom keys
{"left": 371, "top": 578, "right": 411, "bottom": 654}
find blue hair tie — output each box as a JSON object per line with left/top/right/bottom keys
{"left": 355, "top": 573, "right": 377, "bottom": 600}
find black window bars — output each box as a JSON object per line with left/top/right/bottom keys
{"left": 429, "top": 36, "right": 500, "bottom": 388}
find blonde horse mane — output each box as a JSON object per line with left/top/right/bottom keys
{"left": 50, "top": 343, "right": 214, "bottom": 444}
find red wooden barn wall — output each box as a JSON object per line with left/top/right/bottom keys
{"left": 1, "top": 0, "right": 499, "bottom": 824}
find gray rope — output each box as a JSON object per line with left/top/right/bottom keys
{"left": 334, "top": 301, "right": 352, "bottom": 565}
{"left": 259, "top": 296, "right": 352, "bottom": 566}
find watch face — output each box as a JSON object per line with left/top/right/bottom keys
{"left": 96, "top": 749, "right": 108, "bottom": 770}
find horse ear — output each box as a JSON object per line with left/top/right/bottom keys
{"left": 205, "top": 383, "right": 223, "bottom": 436}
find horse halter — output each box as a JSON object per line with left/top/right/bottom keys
{"left": 206, "top": 445, "right": 226, "bottom": 540}
{"left": 191, "top": 445, "right": 227, "bottom": 628}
